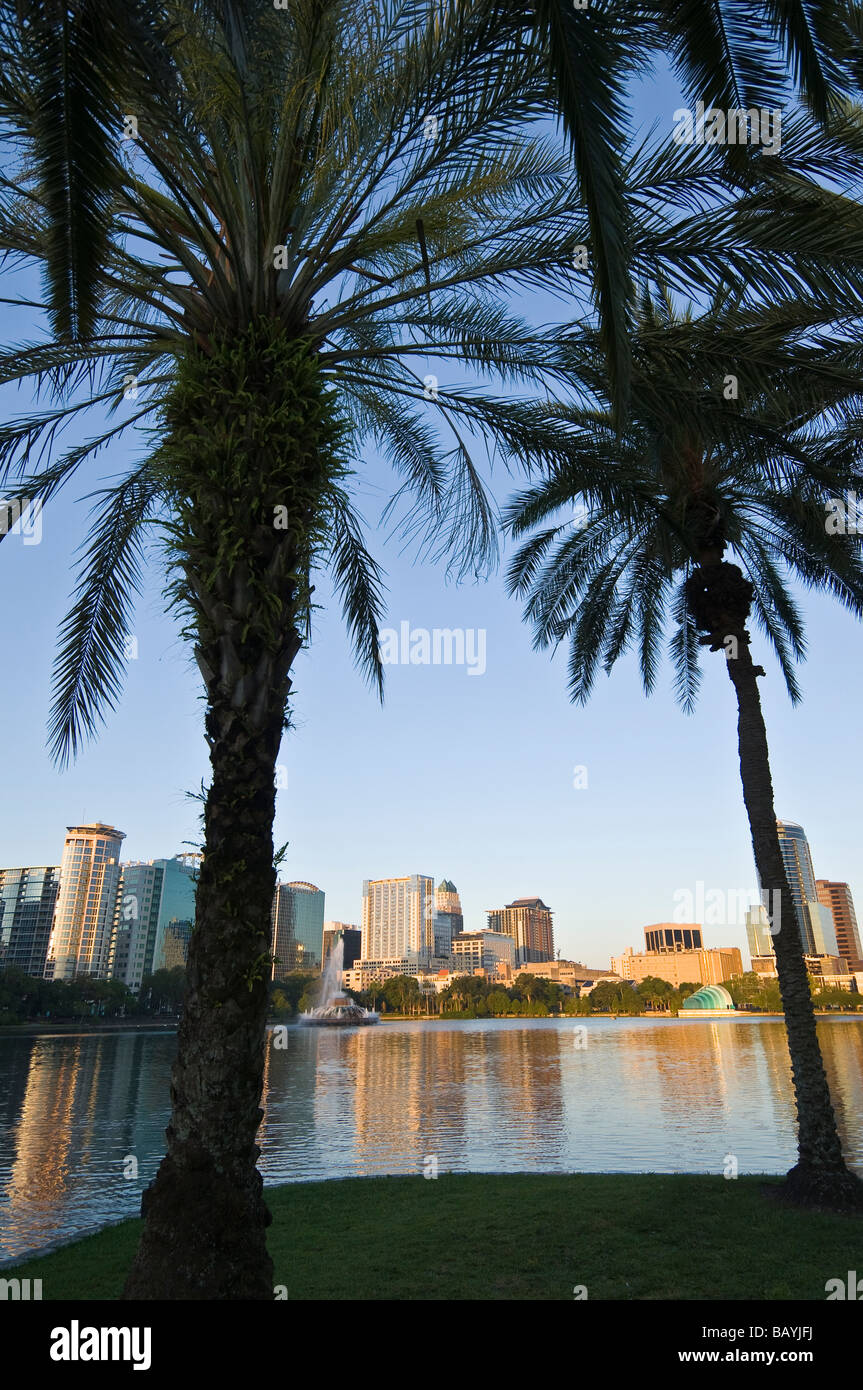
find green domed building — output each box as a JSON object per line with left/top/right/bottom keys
{"left": 681, "top": 984, "right": 736, "bottom": 1016}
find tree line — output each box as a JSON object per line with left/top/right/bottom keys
{"left": 0, "top": 966, "right": 189, "bottom": 1026}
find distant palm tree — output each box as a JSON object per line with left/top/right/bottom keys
{"left": 506, "top": 287, "right": 863, "bottom": 1209}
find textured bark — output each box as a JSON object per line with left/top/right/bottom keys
{"left": 123, "top": 323, "right": 339, "bottom": 1296}
{"left": 688, "top": 561, "right": 863, "bottom": 1211}
{"left": 122, "top": 629, "right": 295, "bottom": 1298}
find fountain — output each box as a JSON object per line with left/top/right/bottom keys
{"left": 300, "top": 935, "right": 379, "bottom": 1027}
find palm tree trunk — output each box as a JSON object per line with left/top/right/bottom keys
{"left": 720, "top": 607, "right": 863, "bottom": 1209}
{"left": 123, "top": 320, "right": 340, "bottom": 1295}
{"left": 123, "top": 626, "right": 298, "bottom": 1298}
{"left": 686, "top": 559, "right": 862, "bottom": 1209}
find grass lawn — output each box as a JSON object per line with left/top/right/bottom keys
{"left": 5, "top": 1173, "right": 861, "bottom": 1300}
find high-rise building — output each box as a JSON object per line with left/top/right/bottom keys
{"left": 816, "top": 881, "right": 863, "bottom": 971}
{"left": 745, "top": 904, "right": 775, "bottom": 961}
{"left": 45, "top": 824, "right": 125, "bottom": 980}
{"left": 271, "top": 881, "right": 325, "bottom": 975}
{"left": 486, "top": 897, "right": 554, "bottom": 966}
{"left": 644, "top": 924, "right": 703, "bottom": 953}
{"left": 362, "top": 875, "right": 435, "bottom": 963}
{"left": 451, "top": 930, "right": 515, "bottom": 975}
{"left": 322, "top": 922, "right": 361, "bottom": 972}
{"left": 110, "top": 857, "right": 198, "bottom": 989}
{"left": 775, "top": 820, "right": 837, "bottom": 955}
{"left": 110, "top": 861, "right": 163, "bottom": 989}
{"left": 0, "top": 867, "right": 60, "bottom": 976}
{"left": 434, "top": 877, "right": 462, "bottom": 959}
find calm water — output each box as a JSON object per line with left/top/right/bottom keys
{"left": 1, "top": 1016, "right": 862, "bottom": 1261}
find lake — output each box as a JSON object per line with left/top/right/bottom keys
{"left": 1, "top": 1015, "right": 862, "bottom": 1261}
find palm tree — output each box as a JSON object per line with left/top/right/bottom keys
{"left": 506, "top": 288, "right": 863, "bottom": 1209}
{"left": 0, "top": 0, "right": 172, "bottom": 339}
{"left": 500, "top": 0, "right": 862, "bottom": 406}
{"left": 5, "top": 0, "right": 857, "bottom": 381}
{"left": 0, "top": 0, "right": 644, "bottom": 1298}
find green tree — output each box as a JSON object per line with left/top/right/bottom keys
{"left": 487, "top": 989, "right": 511, "bottom": 1016}
{"left": 514, "top": 973, "right": 542, "bottom": 1004}
{"left": 587, "top": 980, "right": 639, "bottom": 1013}
{"left": 507, "top": 288, "right": 863, "bottom": 1209}
{"left": 142, "top": 967, "right": 187, "bottom": 1014}
{"left": 0, "top": 0, "right": 173, "bottom": 339}
{"left": 3, "top": 0, "right": 860, "bottom": 1298}
{"left": 270, "top": 972, "right": 313, "bottom": 1015}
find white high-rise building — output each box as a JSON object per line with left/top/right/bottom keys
{"left": 46, "top": 824, "right": 125, "bottom": 980}
{"left": 362, "top": 875, "right": 435, "bottom": 963}
{"left": 746, "top": 904, "right": 775, "bottom": 960}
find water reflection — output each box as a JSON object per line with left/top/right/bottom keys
{"left": 1, "top": 1017, "right": 861, "bottom": 1259}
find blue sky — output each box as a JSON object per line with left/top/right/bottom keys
{"left": 1, "top": 52, "right": 860, "bottom": 972}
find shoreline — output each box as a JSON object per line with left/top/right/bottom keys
{"left": 3, "top": 1009, "right": 860, "bottom": 1037}
{"left": 0, "top": 1019, "right": 179, "bottom": 1037}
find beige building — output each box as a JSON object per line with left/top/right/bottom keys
{"left": 611, "top": 937, "right": 743, "bottom": 988}
{"left": 816, "top": 880, "right": 863, "bottom": 971}
{"left": 486, "top": 896, "right": 554, "bottom": 966}
{"left": 344, "top": 954, "right": 450, "bottom": 992}
{"left": 452, "top": 930, "right": 515, "bottom": 975}
{"left": 752, "top": 952, "right": 859, "bottom": 991}
{"left": 519, "top": 960, "right": 613, "bottom": 991}
{"left": 45, "top": 824, "right": 125, "bottom": 981}
{"left": 362, "top": 874, "right": 435, "bottom": 961}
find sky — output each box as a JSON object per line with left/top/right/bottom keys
{"left": 1, "top": 51, "right": 860, "bottom": 973}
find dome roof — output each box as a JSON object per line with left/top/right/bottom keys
{"left": 682, "top": 984, "right": 735, "bottom": 1010}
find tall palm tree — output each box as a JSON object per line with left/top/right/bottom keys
{"left": 506, "top": 288, "right": 863, "bottom": 1210}
{"left": 0, "top": 0, "right": 644, "bottom": 1298}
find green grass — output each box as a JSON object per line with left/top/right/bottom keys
{"left": 5, "top": 1174, "right": 862, "bottom": 1300}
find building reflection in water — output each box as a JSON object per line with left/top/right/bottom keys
{"left": 2, "top": 1018, "right": 862, "bottom": 1261}
{"left": 1, "top": 1033, "right": 174, "bottom": 1260}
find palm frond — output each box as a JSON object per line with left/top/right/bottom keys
{"left": 48, "top": 465, "right": 161, "bottom": 765}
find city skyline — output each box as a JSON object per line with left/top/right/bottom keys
{"left": 3, "top": 814, "right": 860, "bottom": 976}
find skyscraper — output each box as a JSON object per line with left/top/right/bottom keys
{"left": 45, "top": 824, "right": 125, "bottom": 981}
{"left": 486, "top": 897, "right": 554, "bottom": 966}
{"left": 271, "top": 881, "right": 325, "bottom": 975}
{"left": 362, "top": 875, "right": 435, "bottom": 962}
{"left": 0, "top": 866, "right": 60, "bottom": 976}
{"left": 776, "top": 820, "right": 838, "bottom": 955}
{"left": 816, "top": 881, "right": 863, "bottom": 971}
{"left": 434, "top": 877, "right": 462, "bottom": 959}
{"left": 110, "top": 856, "right": 198, "bottom": 989}
{"left": 745, "top": 904, "right": 775, "bottom": 960}
{"left": 322, "top": 922, "right": 361, "bottom": 971}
